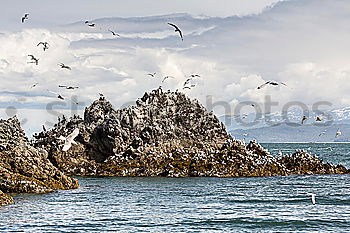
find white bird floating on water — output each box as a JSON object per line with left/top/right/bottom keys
{"left": 307, "top": 193, "right": 316, "bottom": 205}
{"left": 58, "top": 128, "right": 79, "bottom": 152}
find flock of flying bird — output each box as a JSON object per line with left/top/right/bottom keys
{"left": 22, "top": 13, "right": 200, "bottom": 100}
{"left": 21, "top": 12, "right": 342, "bottom": 144}
{"left": 20, "top": 12, "right": 201, "bottom": 151}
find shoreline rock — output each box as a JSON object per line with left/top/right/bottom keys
{"left": 0, "top": 117, "right": 79, "bottom": 207}
{"left": 0, "top": 190, "right": 13, "bottom": 207}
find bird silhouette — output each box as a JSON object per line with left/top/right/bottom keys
{"left": 37, "top": 42, "right": 49, "bottom": 51}
{"left": 58, "top": 63, "right": 71, "bottom": 70}
{"left": 147, "top": 73, "right": 156, "bottom": 78}
{"left": 47, "top": 90, "right": 65, "bottom": 100}
{"left": 21, "top": 14, "right": 29, "bottom": 23}
{"left": 183, "top": 84, "right": 196, "bottom": 90}
{"left": 189, "top": 74, "right": 200, "bottom": 78}
{"left": 162, "top": 76, "right": 175, "bottom": 82}
{"left": 58, "top": 85, "right": 79, "bottom": 90}
{"left": 108, "top": 29, "right": 120, "bottom": 37}
{"left": 168, "top": 23, "right": 184, "bottom": 41}
{"left": 257, "top": 81, "right": 287, "bottom": 89}
{"left": 27, "top": 55, "right": 39, "bottom": 65}
{"left": 301, "top": 116, "right": 308, "bottom": 125}
{"left": 315, "top": 116, "right": 323, "bottom": 122}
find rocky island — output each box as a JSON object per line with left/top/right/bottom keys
{"left": 1, "top": 88, "right": 349, "bottom": 206}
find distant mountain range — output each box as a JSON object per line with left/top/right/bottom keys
{"left": 222, "top": 107, "right": 350, "bottom": 142}
{"left": 230, "top": 123, "right": 350, "bottom": 143}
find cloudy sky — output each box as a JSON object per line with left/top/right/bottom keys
{"left": 0, "top": 0, "right": 282, "bottom": 30}
{"left": 1, "top": 0, "right": 349, "bottom": 135}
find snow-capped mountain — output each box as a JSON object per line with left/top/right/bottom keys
{"left": 222, "top": 107, "right": 350, "bottom": 142}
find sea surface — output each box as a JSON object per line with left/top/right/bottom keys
{"left": 1, "top": 143, "right": 350, "bottom": 232}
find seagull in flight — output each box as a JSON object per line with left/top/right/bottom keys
{"left": 27, "top": 55, "right": 39, "bottom": 65}
{"left": 47, "top": 90, "right": 65, "bottom": 100}
{"left": 315, "top": 116, "right": 323, "bottom": 122}
{"left": 31, "top": 83, "right": 38, "bottom": 88}
{"left": 183, "top": 78, "right": 192, "bottom": 86}
{"left": 37, "top": 42, "right": 49, "bottom": 51}
{"left": 301, "top": 116, "right": 308, "bottom": 125}
{"left": 183, "top": 84, "right": 196, "bottom": 90}
{"left": 58, "top": 128, "right": 79, "bottom": 152}
{"left": 58, "top": 63, "right": 71, "bottom": 70}
{"left": 162, "top": 76, "right": 175, "bottom": 82}
{"left": 307, "top": 193, "right": 316, "bottom": 205}
{"left": 319, "top": 130, "right": 327, "bottom": 137}
{"left": 59, "top": 85, "right": 79, "bottom": 90}
{"left": 147, "top": 72, "right": 156, "bottom": 78}
{"left": 168, "top": 23, "right": 183, "bottom": 41}
{"left": 257, "top": 81, "right": 287, "bottom": 89}
{"left": 336, "top": 129, "right": 342, "bottom": 138}
{"left": 189, "top": 74, "right": 200, "bottom": 78}
{"left": 108, "top": 29, "right": 120, "bottom": 37}
{"left": 21, "top": 14, "right": 29, "bottom": 23}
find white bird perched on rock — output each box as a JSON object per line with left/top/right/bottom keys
{"left": 59, "top": 128, "right": 79, "bottom": 152}
{"left": 307, "top": 193, "right": 316, "bottom": 205}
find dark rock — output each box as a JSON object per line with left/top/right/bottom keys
{"left": 278, "top": 150, "right": 349, "bottom": 175}
{"left": 0, "top": 190, "right": 13, "bottom": 207}
{"left": 0, "top": 117, "right": 79, "bottom": 206}
{"left": 33, "top": 88, "right": 350, "bottom": 178}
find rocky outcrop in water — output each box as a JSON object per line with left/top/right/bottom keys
{"left": 33, "top": 88, "right": 349, "bottom": 178}
{"left": 278, "top": 150, "right": 348, "bottom": 175}
{"left": 0, "top": 117, "right": 79, "bottom": 206}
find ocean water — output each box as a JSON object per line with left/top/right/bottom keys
{"left": 1, "top": 143, "right": 350, "bottom": 232}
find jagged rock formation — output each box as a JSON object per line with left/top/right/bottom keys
{"left": 278, "top": 150, "right": 348, "bottom": 175}
{"left": 0, "top": 190, "right": 13, "bottom": 207}
{"left": 0, "top": 117, "right": 79, "bottom": 206}
{"left": 33, "top": 88, "right": 349, "bottom": 178}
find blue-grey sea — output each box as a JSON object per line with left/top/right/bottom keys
{"left": 1, "top": 143, "right": 350, "bottom": 232}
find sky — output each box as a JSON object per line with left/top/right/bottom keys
{"left": 1, "top": 0, "right": 350, "bottom": 135}
{"left": 0, "top": 0, "right": 282, "bottom": 30}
